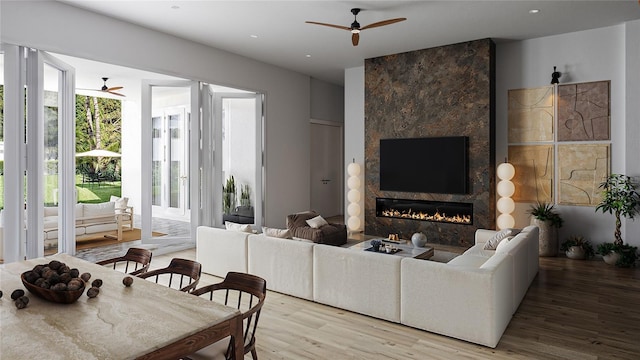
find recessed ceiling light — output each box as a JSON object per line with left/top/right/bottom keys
{"left": 171, "top": 5, "right": 180, "bottom": 10}
{"left": 529, "top": 9, "right": 540, "bottom": 14}
{"left": 305, "top": 54, "right": 312, "bottom": 58}
{"left": 250, "top": 35, "right": 258, "bottom": 39}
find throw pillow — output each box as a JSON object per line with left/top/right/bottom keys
{"left": 495, "top": 236, "right": 514, "bottom": 253}
{"left": 262, "top": 226, "right": 292, "bottom": 239}
{"left": 306, "top": 215, "right": 328, "bottom": 229}
{"left": 483, "top": 228, "right": 521, "bottom": 250}
{"left": 225, "top": 221, "right": 253, "bottom": 233}
{"left": 110, "top": 195, "right": 129, "bottom": 211}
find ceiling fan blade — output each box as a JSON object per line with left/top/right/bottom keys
{"left": 360, "top": 18, "right": 406, "bottom": 31}
{"left": 107, "top": 91, "right": 126, "bottom": 97}
{"left": 305, "top": 21, "right": 351, "bottom": 31}
{"left": 106, "top": 86, "right": 123, "bottom": 91}
{"left": 352, "top": 32, "right": 360, "bottom": 46}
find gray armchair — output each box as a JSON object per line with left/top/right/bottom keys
{"left": 286, "top": 211, "right": 347, "bottom": 246}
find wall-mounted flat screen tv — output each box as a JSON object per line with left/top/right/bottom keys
{"left": 379, "top": 136, "right": 469, "bottom": 194}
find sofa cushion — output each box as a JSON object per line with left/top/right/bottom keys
{"left": 314, "top": 244, "right": 402, "bottom": 322}
{"left": 196, "top": 226, "right": 249, "bottom": 277}
{"left": 463, "top": 244, "right": 495, "bottom": 258}
{"left": 262, "top": 226, "right": 292, "bottom": 239}
{"left": 84, "top": 223, "right": 118, "bottom": 234}
{"left": 495, "top": 235, "right": 517, "bottom": 254}
{"left": 447, "top": 254, "right": 489, "bottom": 268}
{"left": 44, "top": 216, "right": 58, "bottom": 230}
{"left": 225, "top": 221, "right": 253, "bottom": 233}
{"left": 484, "top": 228, "right": 520, "bottom": 250}
{"left": 248, "top": 234, "right": 314, "bottom": 300}
{"left": 306, "top": 215, "right": 328, "bottom": 228}
{"left": 83, "top": 202, "right": 115, "bottom": 220}
{"left": 44, "top": 207, "right": 58, "bottom": 217}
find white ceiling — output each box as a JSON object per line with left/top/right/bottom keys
{"left": 59, "top": 1, "right": 640, "bottom": 86}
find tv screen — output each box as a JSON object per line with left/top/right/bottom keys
{"left": 379, "top": 136, "right": 468, "bottom": 194}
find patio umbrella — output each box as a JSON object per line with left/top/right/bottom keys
{"left": 75, "top": 149, "right": 121, "bottom": 157}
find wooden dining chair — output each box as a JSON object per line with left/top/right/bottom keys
{"left": 137, "top": 258, "right": 201, "bottom": 293}
{"left": 96, "top": 247, "right": 153, "bottom": 276}
{"left": 186, "top": 272, "right": 267, "bottom": 360}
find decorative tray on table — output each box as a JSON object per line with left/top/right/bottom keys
{"left": 365, "top": 247, "right": 402, "bottom": 255}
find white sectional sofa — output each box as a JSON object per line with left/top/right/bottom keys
{"left": 196, "top": 225, "right": 539, "bottom": 348}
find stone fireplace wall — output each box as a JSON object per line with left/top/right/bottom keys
{"left": 364, "top": 38, "right": 496, "bottom": 247}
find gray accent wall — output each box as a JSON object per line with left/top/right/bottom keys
{"left": 363, "top": 39, "right": 496, "bottom": 247}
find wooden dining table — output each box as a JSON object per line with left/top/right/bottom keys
{"left": 0, "top": 253, "right": 244, "bottom": 360}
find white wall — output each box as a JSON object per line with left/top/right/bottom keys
{"left": 345, "top": 22, "right": 639, "bottom": 247}
{"left": 625, "top": 19, "right": 640, "bottom": 242}
{"left": 1, "top": 1, "right": 313, "bottom": 228}
{"left": 497, "top": 23, "right": 638, "bottom": 247}
{"left": 343, "top": 66, "right": 365, "bottom": 231}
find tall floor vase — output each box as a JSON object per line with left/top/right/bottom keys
{"left": 531, "top": 218, "right": 558, "bottom": 257}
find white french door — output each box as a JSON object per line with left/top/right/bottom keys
{"left": 151, "top": 106, "right": 190, "bottom": 218}
{"left": 141, "top": 80, "right": 199, "bottom": 241}
{"left": 2, "top": 45, "right": 76, "bottom": 262}
{"left": 211, "top": 92, "right": 263, "bottom": 229}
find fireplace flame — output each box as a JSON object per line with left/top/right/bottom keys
{"left": 381, "top": 208, "right": 472, "bottom": 224}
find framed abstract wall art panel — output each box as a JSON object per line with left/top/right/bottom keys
{"left": 508, "top": 145, "right": 554, "bottom": 203}
{"left": 558, "top": 143, "right": 610, "bottom": 206}
{"left": 508, "top": 86, "right": 554, "bottom": 143}
{"left": 557, "top": 81, "right": 610, "bottom": 141}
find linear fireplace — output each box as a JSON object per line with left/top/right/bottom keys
{"left": 376, "top": 197, "right": 473, "bottom": 225}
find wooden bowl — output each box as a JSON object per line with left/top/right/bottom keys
{"left": 21, "top": 272, "right": 85, "bottom": 304}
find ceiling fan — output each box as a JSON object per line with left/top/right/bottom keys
{"left": 306, "top": 8, "right": 406, "bottom": 46}
{"left": 78, "top": 77, "right": 125, "bottom": 97}
{"left": 99, "top": 77, "right": 124, "bottom": 96}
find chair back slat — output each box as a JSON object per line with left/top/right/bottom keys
{"left": 96, "top": 248, "right": 153, "bottom": 276}
{"left": 191, "top": 272, "right": 267, "bottom": 359}
{"left": 137, "top": 258, "right": 201, "bottom": 293}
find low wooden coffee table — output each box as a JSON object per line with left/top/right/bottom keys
{"left": 349, "top": 238, "right": 434, "bottom": 260}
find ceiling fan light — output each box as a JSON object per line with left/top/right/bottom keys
{"left": 351, "top": 29, "right": 360, "bottom": 34}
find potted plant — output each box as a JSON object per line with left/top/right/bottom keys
{"left": 223, "top": 176, "right": 236, "bottom": 215}
{"left": 560, "top": 235, "right": 594, "bottom": 260}
{"left": 595, "top": 174, "right": 640, "bottom": 267}
{"left": 240, "top": 184, "right": 251, "bottom": 207}
{"left": 528, "top": 202, "right": 563, "bottom": 257}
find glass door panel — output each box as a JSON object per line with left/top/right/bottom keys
{"left": 142, "top": 81, "right": 198, "bottom": 244}
{"left": 151, "top": 116, "right": 162, "bottom": 206}
{"left": 214, "top": 93, "right": 263, "bottom": 229}
{"left": 43, "top": 62, "right": 61, "bottom": 254}
{"left": 151, "top": 104, "right": 189, "bottom": 218}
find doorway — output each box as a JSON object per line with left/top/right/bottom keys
{"left": 310, "top": 121, "right": 343, "bottom": 218}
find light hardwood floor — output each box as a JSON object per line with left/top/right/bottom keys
{"left": 151, "top": 248, "right": 640, "bottom": 360}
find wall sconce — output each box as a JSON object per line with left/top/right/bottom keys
{"left": 551, "top": 66, "right": 561, "bottom": 84}
{"left": 347, "top": 160, "right": 362, "bottom": 233}
{"left": 496, "top": 161, "right": 516, "bottom": 230}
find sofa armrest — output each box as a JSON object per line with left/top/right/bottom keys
{"left": 401, "top": 253, "right": 514, "bottom": 348}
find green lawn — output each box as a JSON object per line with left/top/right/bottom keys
{"left": 0, "top": 175, "right": 121, "bottom": 209}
